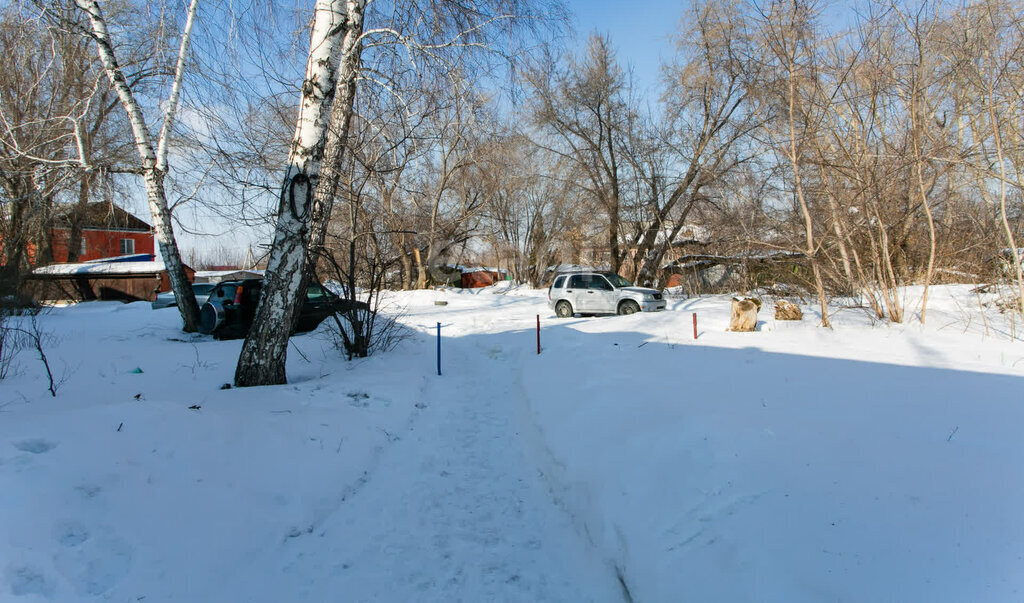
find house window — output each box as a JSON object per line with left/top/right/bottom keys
{"left": 120, "top": 239, "right": 135, "bottom": 255}
{"left": 79, "top": 238, "right": 87, "bottom": 256}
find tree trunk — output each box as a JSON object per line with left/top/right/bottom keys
{"left": 787, "top": 60, "right": 830, "bottom": 328}
{"left": 413, "top": 247, "right": 426, "bottom": 289}
{"left": 144, "top": 169, "right": 197, "bottom": 322}
{"left": 234, "top": 0, "right": 362, "bottom": 387}
{"left": 989, "top": 87, "right": 1024, "bottom": 319}
{"left": 75, "top": 0, "right": 200, "bottom": 331}
{"left": 0, "top": 180, "right": 29, "bottom": 295}
{"left": 400, "top": 248, "right": 413, "bottom": 290}
{"left": 66, "top": 174, "right": 92, "bottom": 263}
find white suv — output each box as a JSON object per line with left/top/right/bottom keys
{"left": 547, "top": 271, "right": 666, "bottom": 317}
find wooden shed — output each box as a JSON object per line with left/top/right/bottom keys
{"left": 460, "top": 268, "right": 506, "bottom": 288}
{"left": 25, "top": 256, "right": 195, "bottom": 302}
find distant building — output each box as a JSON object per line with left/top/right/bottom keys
{"left": 0, "top": 201, "right": 155, "bottom": 271}
{"left": 460, "top": 267, "right": 507, "bottom": 288}
{"left": 47, "top": 201, "right": 155, "bottom": 262}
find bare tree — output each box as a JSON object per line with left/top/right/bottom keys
{"left": 0, "top": 5, "right": 77, "bottom": 291}
{"left": 525, "top": 33, "right": 634, "bottom": 273}
{"left": 631, "top": 0, "right": 763, "bottom": 286}
{"left": 947, "top": 0, "right": 1024, "bottom": 317}
{"left": 753, "top": 0, "right": 832, "bottom": 326}
{"left": 478, "top": 132, "right": 579, "bottom": 286}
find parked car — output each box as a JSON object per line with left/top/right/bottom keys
{"left": 547, "top": 271, "right": 666, "bottom": 317}
{"left": 152, "top": 282, "right": 217, "bottom": 310}
{"left": 198, "top": 279, "right": 368, "bottom": 340}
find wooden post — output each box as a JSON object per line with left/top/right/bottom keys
{"left": 536, "top": 314, "right": 541, "bottom": 354}
{"left": 436, "top": 322, "right": 441, "bottom": 376}
{"left": 693, "top": 313, "right": 698, "bottom": 340}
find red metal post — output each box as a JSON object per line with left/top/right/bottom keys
{"left": 536, "top": 314, "right": 541, "bottom": 354}
{"left": 692, "top": 312, "right": 698, "bottom": 340}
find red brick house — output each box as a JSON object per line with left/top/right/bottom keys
{"left": 1, "top": 201, "right": 155, "bottom": 266}
{"left": 47, "top": 201, "right": 155, "bottom": 262}
{"left": 8, "top": 202, "right": 178, "bottom": 302}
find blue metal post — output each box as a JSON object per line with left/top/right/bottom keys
{"left": 436, "top": 322, "right": 441, "bottom": 376}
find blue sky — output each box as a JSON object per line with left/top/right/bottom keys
{"left": 566, "top": 0, "right": 689, "bottom": 96}
{"left": 564, "top": 0, "right": 857, "bottom": 98}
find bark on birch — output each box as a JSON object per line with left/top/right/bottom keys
{"left": 234, "top": 0, "right": 361, "bottom": 386}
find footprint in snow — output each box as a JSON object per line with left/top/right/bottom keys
{"left": 13, "top": 439, "right": 57, "bottom": 454}
{"left": 347, "top": 392, "right": 371, "bottom": 408}
{"left": 56, "top": 521, "right": 91, "bottom": 547}
{"left": 6, "top": 565, "right": 56, "bottom": 597}
{"left": 74, "top": 484, "right": 102, "bottom": 499}
{"left": 53, "top": 530, "right": 133, "bottom": 596}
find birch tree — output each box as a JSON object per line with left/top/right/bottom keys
{"left": 235, "top": 0, "right": 563, "bottom": 386}
{"left": 234, "top": 0, "right": 353, "bottom": 387}
{"left": 65, "top": 0, "right": 202, "bottom": 330}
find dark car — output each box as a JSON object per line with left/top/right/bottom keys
{"left": 197, "top": 279, "right": 368, "bottom": 340}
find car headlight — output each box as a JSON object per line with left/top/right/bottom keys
{"left": 641, "top": 294, "right": 655, "bottom": 301}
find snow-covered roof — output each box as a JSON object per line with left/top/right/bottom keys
{"left": 83, "top": 253, "right": 154, "bottom": 264}
{"left": 194, "top": 269, "right": 265, "bottom": 278}
{"left": 545, "top": 264, "right": 612, "bottom": 274}
{"left": 663, "top": 250, "right": 803, "bottom": 270}
{"left": 33, "top": 260, "right": 168, "bottom": 277}
{"left": 440, "top": 264, "right": 507, "bottom": 274}
{"left": 463, "top": 267, "right": 506, "bottom": 274}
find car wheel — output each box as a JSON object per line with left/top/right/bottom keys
{"left": 618, "top": 300, "right": 640, "bottom": 315}
{"left": 555, "top": 301, "right": 573, "bottom": 318}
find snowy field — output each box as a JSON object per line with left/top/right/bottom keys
{"left": 1, "top": 284, "right": 1023, "bottom": 602}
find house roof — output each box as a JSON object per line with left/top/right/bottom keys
{"left": 32, "top": 260, "right": 168, "bottom": 277}
{"left": 29, "top": 255, "right": 193, "bottom": 279}
{"left": 194, "top": 269, "right": 264, "bottom": 283}
{"left": 52, "top": 201, "right": 152, "bottom": 232}
{"left": 440, "top": 264, "right": 508, "bottom": 274}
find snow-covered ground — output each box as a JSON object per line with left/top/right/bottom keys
{"left": 2, "top": 284, "right": 1023, "bottom": 601}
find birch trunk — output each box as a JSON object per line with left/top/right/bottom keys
{"left": 234, "top": 0, "right": 362, "bottom": 387}
{"left": 75, "top": 0, "right": 201, "bottom": 331}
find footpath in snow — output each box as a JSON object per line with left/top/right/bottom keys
{"left": 218, "top": 328, "right": 623, "bottom": 602}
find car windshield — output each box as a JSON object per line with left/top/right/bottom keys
{"left": 604, "top": 274, "right": 633, "bottom": 288}
{"left": 192, "top": 284, "right": 216, "bottom": 294}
